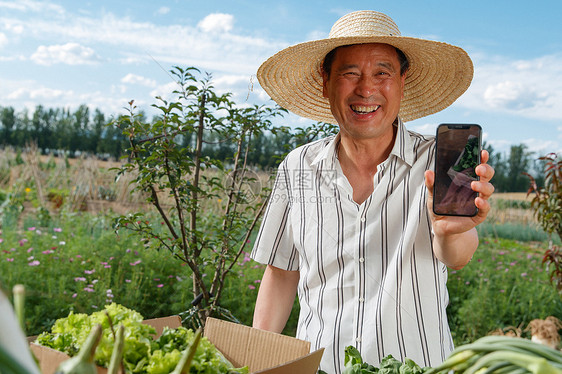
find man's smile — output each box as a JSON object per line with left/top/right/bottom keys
{"left": 350, "top": 104, "right": 380, "bottom": 114}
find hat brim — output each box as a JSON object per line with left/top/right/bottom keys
{"left": 257, "top": 36, "right": 473, "bottom": 123}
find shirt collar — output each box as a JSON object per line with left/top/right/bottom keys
{"left": 310, "top": 117, "right": 415, "bottom": 167}
{"left": 390, "top": 117, "right": 415, "bottom": 167}
{"left": 311, "top": 133, "right": 340, "bottom": 167}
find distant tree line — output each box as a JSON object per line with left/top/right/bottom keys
{"left": 0, "top": 104, "right": 550, "bottom": 192}
{"left": 484, "top": 142, "right": 546, "bottom": 193}
{"left": 0, "top": 104, "right": 127, "bottom": 160}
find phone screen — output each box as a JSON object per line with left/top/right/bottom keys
{"left": 433, "top": 124, "right": 482, "bottom": 216}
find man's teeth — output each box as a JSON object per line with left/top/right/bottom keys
{"left": 351, "top": 105, "right": 380, "bottom": 114}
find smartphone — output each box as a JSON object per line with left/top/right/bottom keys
{"left": 433, "top": 124, "right": 482, "bottom": 217}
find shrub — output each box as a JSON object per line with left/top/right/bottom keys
{"left": 525, "top": 153, "right": 562, "bottom": 292}
{"left": 113, "top": 67, "right": 284, "bottom": 328}
{"left": 446, "top": 238, "right": 562, "bottom": 345}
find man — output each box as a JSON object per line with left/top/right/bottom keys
{"left": 250, "top": 10, "right": 494, "bottom": 374}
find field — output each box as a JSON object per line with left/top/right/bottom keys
{"left": 0, "top": 149, "right": 560, "bottom": 348}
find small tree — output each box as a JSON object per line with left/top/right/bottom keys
{"left": 113, "top": 67, "right": 285, "bottom": 327}
{"left": 525, "top": 152, "right": 562, "bottom": 292}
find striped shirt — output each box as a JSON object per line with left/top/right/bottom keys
{"left": 251, "top": 118, "right": 453, "bottom": 374}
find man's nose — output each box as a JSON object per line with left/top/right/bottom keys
{"left": 354, "top": 75, "right": 377, "bottom": 98}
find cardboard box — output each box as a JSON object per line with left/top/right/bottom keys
{"left": 204, "top": 317, "right": 323, "bottom": 374}
{"left": 29, "top": 315, "right": 182, "bottom": 374}
{"left": 29, "top": 316, "right": 323, "bottom": 374}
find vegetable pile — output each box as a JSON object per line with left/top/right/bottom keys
{"left": 426, "top": 335, "right": 562, "bottom": 374}
{"left": 452, "top": 135, "right": 479, "bottom": 178}
{"left": 342, "top": 346, "right": 425, "bottom": 373}
{"left": 340, "top": 335, "right": 562, "bottom": 374}
{"left": 35, "top": 303, "right": 248, "bottom": 374}
{"left": 29, "top": 302, "right": 562, "bottom": 374}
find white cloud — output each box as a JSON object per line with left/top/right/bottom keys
{"left": 254, "top": 86, "right": 274, "bottom": 102}
{"left": 0, "top": 54, "right": 25, "bottom": 62}
{"left": 110, "top": 84, "right": 127, "bottom": 95}
{"left": 0, "top": 77, "right": 129, "bottom": 117}
{"left": 0, "top": 6, "right": 285, "bottom": 117}
{"left": 6, "top": 86, "right": 68, "bottom": 101}
{"left": 9, "top": 11, "right": 281, "bottom": 76}
{"left": 1, "top": 19, "right": 25, "bottom": 35}
{"left": 29, "top": 87, "right": 68, "bottom": 100}
{"left": 121, "top": 73, "right": 157, "bottom": 87}
{"left": 523, "top": 138, "right": 562, "bottom": 154}
{"left": 306, "top": 30, "right": 328, "bottom": 42}
{"left": 408, "top": 122, "right": 438, "bottom": 136}
{"left": 0, "top": 0, "right": 64, "bottom": 14}
{"left": 483, "top": 81, "right": 543, "bottom": 110}
{"left": 5, "top": 87, "right": 27, "bottom": 100}
{"left": 213, "top": 74, "right": 251, "bottom": 94}
{"left": 460, "top": 53, "right": 562, "bottom": 121}
{"left": 119, "top": 55, "right": 148, "bottom": 65}
{"left": 30, "top": 43, "right": 101, "bottom": 66}
{"left": 197, "top": 13, "right": 234, "bottom": 34}
{"left": 150, "top": 81, "right": 181, "bottom": 102}
{"left": 214, "top": 74, "right": 260, "bottom": 103}
{"left": 213, "top": 74, "right": 248, "bottom": 86}
{"left": 156, "top": 7, "right": 170, "bottom": 15}
{"left": 0, "top": 32, "right": 7, "bottom": 48}
{"left": 486, "top": 139, "right": 512, "bottom": 154}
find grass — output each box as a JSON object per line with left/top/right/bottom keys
{"left": 0, "top": 149, "right": 560, "bottom": 348}
{"left": 446, "top": 238, "right": 561, "bottom": 345}
{"left": 1, "top": 202, "right": 559, "bottom": 347}
{"left": 0, "top": 210, "right": 189, "bottom": 334}
{"left": 477, "top": 193, "right": 562, "bottom": 244}
{"left": 477, "top": 222, "right": 561, "bottom": 243}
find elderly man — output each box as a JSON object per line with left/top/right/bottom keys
{"left": 250, "top": 10, "right": 494, "bottom": 374}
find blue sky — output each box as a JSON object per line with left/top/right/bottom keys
{"left": 1, "top": 0, "right": 561, "bottom": 155}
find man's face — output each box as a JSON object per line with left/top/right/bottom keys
{"left": 322, "top": 43, "right": 406, "bottom": 141}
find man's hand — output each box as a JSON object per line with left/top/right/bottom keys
{"left": 424, "top": 150, "right": 495, "bottom": 269}
{"left": 425, "top": 150, "right": 495, "bottom": 236}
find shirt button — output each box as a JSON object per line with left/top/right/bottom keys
{"left": 359, "top": 257, "right": 365, "bottom": 263}
{"left": 356, "top": 337, "right": 361, "bottom": 343}
{"left": 359, "top": 297, "right": 365, "bottom": 302}
{"left": 361, "top": 217, "right": 366, "bottom": 222}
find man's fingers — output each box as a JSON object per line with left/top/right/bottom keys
{"left": 480, "top": 149, "right": 489, "bottom": 164}
{"left": 424, "top": 170, "right": 434, "bottom": 193}
{"left": 475, "top": 163, "right": 494, "bottom": 183}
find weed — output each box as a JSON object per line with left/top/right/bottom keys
{"left": 446, "top": 238, "right": 561, "bottom": 345}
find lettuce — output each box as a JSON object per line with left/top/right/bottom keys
{"left": 37, "top": 304, "right": 155, "bottom": 372}
{"left": 341, "top": 346, "right": 427, "bottom": 374}
{"left": 147, "top": 327, "right": 248, "bottom": 374}
{"left": 35, "top": 303, "right": 248, "bottom": 374}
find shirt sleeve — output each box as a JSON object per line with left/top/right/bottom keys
{"left": 250, "top": 160, "right": 299, "bottom": 271}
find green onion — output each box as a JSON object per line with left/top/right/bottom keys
{"left": 171, "top": 328, "right": 202, "bottom": 374}
{"left": 12, "top": 284, "right": 25, "bottom": 334}
{"left": 54, "top": 324, "right": 103, "bottom": 374}
{"left": 107, "top": 324, "right": 124, "bottom": 374}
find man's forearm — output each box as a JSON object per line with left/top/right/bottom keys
{"left": 253, "top": 265, "right": 300, "bottom": 333}
{"left": 433, "top": 227, "right": 479, "bottom": 270}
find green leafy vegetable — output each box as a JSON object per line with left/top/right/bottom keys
{"left": 425, "top": 335, "right": 562, "bottom": 374}
{"left": 37, "top": 303, "right": 154, "bottom": 372}
{"left": 452, "top": 136, "right": 479, "bottom": 178}
{"left": 36, "top": 303, "right": 248, "bottom": 374}
{"left": 147, "top": 327, "right": 248, "bottom": 374}
{"left": 54, "top": 324, "right": 102, "bottom": 374}
{"left": 342, "top": 346, "right": 426, "bottom": 374}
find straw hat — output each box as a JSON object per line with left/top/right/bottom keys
{"left": 257, "top": 10, "right": 473, "bottom": 123}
